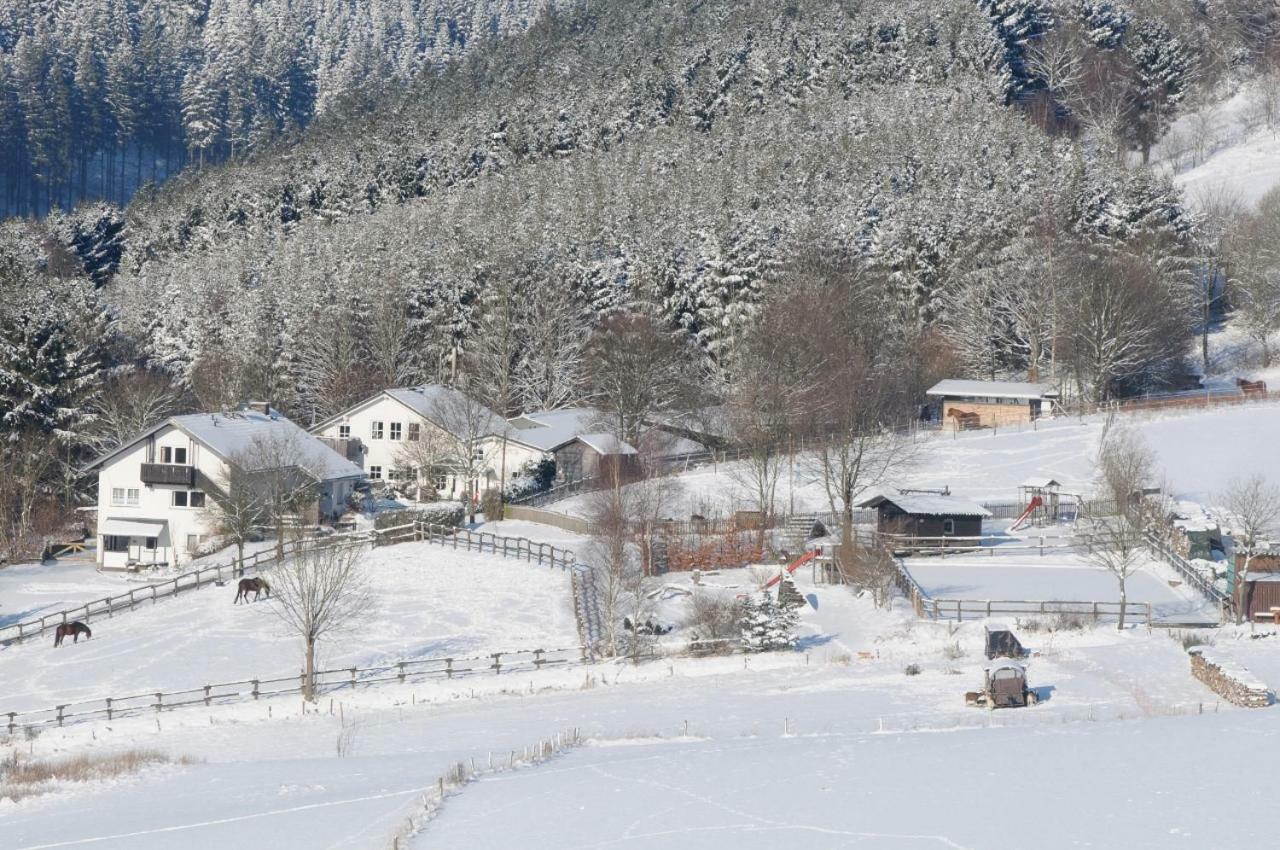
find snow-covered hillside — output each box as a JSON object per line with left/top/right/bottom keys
{"left": 549, "top": 403, "right": 1280, "bottom": 519}
{"left": 1159, "top": 86, "right": 1280, "bottom": 210}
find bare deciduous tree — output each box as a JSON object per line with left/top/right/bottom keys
{"left": 270, "top": 541, "right": 374, "bottom": 700}
{"left": 1219, "top": 475, "right": 1280, "bottom": 623}
{"left": 1083, "top": 423, "right": 1156, "bottom": 630}
{"left": 1225, "top": 187, "right": 1280, "bottom": 368}
{"left": 90, "top": 371, "right": 184, "bottom": 452}
{"left": 393, "top": 385, "right": 501, "bottom": 521}
{"left": 206, "top": 462, "right": 269, "bottom": 572}
{"left": 240, "top": 432, "right": 319, "bottom": 561}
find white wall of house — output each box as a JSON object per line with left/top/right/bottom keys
{"left": 95, "top": 425, "right": 221, "bottom": 569}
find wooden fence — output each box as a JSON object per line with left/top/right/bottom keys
{"left": 0, "top": 534, "right": 352, "bottom": 647}
{"left": 880, "top": 533, "right": 1083, "bottom": 557}
{"left": 502, "top": 504, "right": 593, "bottom": 536}
{"left": 3, "top": 646, "right": 586, "bottom": 733}
{"left": 923, "top": 598, "right": 1153, "bottom": 624}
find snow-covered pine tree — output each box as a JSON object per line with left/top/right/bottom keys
{"left": 740, "top": 590, "right": 798, "bottom": 652}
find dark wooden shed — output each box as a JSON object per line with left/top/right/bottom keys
{"left": 855, "top": 492, "right": 992, "bottom": 542}
{"left": 1241, "top": 553, "right": 1280, "bottom": 620}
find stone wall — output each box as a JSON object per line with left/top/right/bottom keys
{"left": 1188, "top": 648, "right": 1273, "bottom": 708}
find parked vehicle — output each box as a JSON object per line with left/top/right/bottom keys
{"left": 966, "top": 662, "right": 1039, "bottom": 709}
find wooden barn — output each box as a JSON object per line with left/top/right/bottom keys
{"left": 927, "top": 380, "right": 1059, "bottom": 430}
{"left": 1240, "top": 553, "right": 1280, "bottom": 621}
{"left": 856, "top": 492, "right": 992, "bottom": 542}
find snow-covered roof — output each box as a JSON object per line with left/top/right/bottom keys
{"left": 856, "top": 492, "right": 992, "bottom": 517}
{"left": 1020, "top": 477, "right": 1062, "bottom": 489}
{"left": 507, "top": 408, "right": 611, "bottom": 451}
{"left": 927, "top": 379, "right": 1059, "bottom": 400}
{"left": 384, "top": 386, "right": 508, "bottom": 439}
{"left": 172, "top": 410, "right": 363, "bottom": 481}
{"left": 86, "top": 408, "right": 364, "bottom": 482}
{"left": 572, "top": 433, "right": 639, "bottom": 456}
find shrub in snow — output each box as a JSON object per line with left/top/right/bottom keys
{"left": 374, "top": 503, "right": 465, "bottom": 530}
{"left": 904, "top": 663, "right": 922, "bottom": 676}
{"left": 504, "top": 458, "right": 557, "bottom": 501}
{"left": 685, "top": 592, "right": 740, "bottom": 654}
{"left": 739, "top": 591, "right": 798, "bottom": 653}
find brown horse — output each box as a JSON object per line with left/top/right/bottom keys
{"left": 234, "top": 577, "right": 271, "bottom": 604}
{"left": 1238, "top": 378, "right": 1267, "bottom": 396}
{"left": 53, "top": 621, "right": 91, "bottom": 647}
{"left": 947, "top": 409, "right": 981, "bottom": 430}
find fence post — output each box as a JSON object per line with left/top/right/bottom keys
{"left": 398, "top": 661, "right": 407, "bottom": 683}
{"left": 155, "top": 693, "right": 163, "bottom": 713}
{"left": 252, "top": 680, "right": 260, "bottom": 700}
{"left": 105, "top": 697, "right": 113, "bottom": 720}
{"left": 6, "top": 712, "right": 14, "bottom": 733}
{"left": 56, "top": 705, "right": 66, "bottom": 727}
{"left": 204, "top": 685, "right": 212, "bottom": 706}
{"left": 492, "top": 653, "right": 502, "bottom": 674}
{"left": 534, "top": 649, "right": 545, "bottom": 669}
{"left": 446, "top": 658, "right": 454, "bottom": 679}
{"left": 350, "top": 667, "right": 358, "bottom": 688}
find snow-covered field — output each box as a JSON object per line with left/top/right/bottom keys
{"left": 417, "top": 708, "right": 1280, "bottom": 850}
{"left": 904, "top": 554, "right": 1213, "bottom": 620}
{"left": 548, "top": 403, "right": 1280, "bottom": 519}
{"left": 3, "top": 556, "right": 1274, "bottom": 850}
{"left": 0, "top": 541, "right": 576, "bottom": 714}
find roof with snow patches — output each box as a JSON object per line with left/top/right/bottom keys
{"left": 506, "top": 408, "right": 612, "bottom": 451}
{"left": 927, "top": 380, "right": 1059, "bottom": 400}
{"left": 572, "top": 433, "right": 639, "bottom": 456}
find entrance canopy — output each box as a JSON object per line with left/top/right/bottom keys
{"left": 101, "top": 518, "right": 167, "bottom": 538}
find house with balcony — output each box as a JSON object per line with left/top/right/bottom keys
{"left": 84, "top": 404, "right": 363, "bottom": 570}
{"left": 311, "top": 386, "right": 509, "bottom": 502}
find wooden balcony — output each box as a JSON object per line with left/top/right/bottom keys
{"left": 140, "top": 463, "right": 195, "bottom": 486}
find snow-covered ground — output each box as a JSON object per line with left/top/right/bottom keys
{"left": 546, "top": 403, "right": 1280, "bottom": 520}
{"left": 0, "top": 541, "right": 576, "bottom": 714}
{"left": 416, "top": 708, "right": 1280, "bottom": 850}
{"left": 904, "top": 553, "right": 1214, "bottom": 621}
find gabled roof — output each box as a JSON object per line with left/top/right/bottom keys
{"left": 571, "top": 433, "right": 638, "bottom": 456}
{"left": 506, "top": 408, "right": 609, "bottom": 451}
{"left": 86, "top": 409, "right": 363, "bottom": 482}
{"left": 926, "top": 379, "right": 1058, "bottom": 400}
{"left": 312, "top": 385, "right": 508, "bottom": 440}
{"left": 1021, "top": 477, "right": 1062, "bottom": 489}
{"left": 855, "top": 492, "right": 992, "bottom": 517}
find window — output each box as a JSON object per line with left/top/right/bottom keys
{"left": 942, "top": 518, "right": 956, "bottom": 535}
{"left": 160, "top": 446, "right": 188, "bottom": 464}
{"left": 103, "top": 535, "right": 128, "bottom": 553}
{"left": 407, "top": 423, "right": 420, "bottom": 441}
{"left": 144, "top": 537, "right": 158, "bottom": 550}
{"left": 390, "top": 422, "right": 402, "bottom": 441}
{"left": 432, "top": 474, "right": 448, "bottom": 491}
{"left": 472, "top": 446, "right": 485, "bottom": 461}
{"left": 369, "top": 465, "right": 383, "bottom": 480}
{"left": 111, "top": 487, "right": 126, "bottom": 506}
{"left": 371, "top": 421, "right": 384, "bottom": 440}
{"left": 111, "top": 487, "right": 140, "bottom": 507}
{"left": 173, "top": 490, "right": 206, "bottom": 508}
{"left": 173, "top": 491, "right": 188, "bottom": 507}
{"left": 338, "top": 424, "right": 351, "bottom": 439}
{"left": 190, "top": 491, "right": 206, "bottom": 508}
{"left": 187, "top": 534, "right": 199, "bottom": 553}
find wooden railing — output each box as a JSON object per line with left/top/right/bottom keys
{"left": 2, "top": 645, "right": 587, "bottom": 733}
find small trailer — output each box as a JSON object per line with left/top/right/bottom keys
{"left": 966, "top": 662, "right": 1039, "bottom": 709}
{"left": 984, "top": 624, "right": 1026, "bottom": 660}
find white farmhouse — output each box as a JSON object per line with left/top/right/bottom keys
{"left": 85, "top": 405, "right": 363, "bottom": 570}
{"left": 311, "top": 386, "right": 508, "bottom": 501}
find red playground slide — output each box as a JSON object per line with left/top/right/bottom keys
{"left": 1009, "top": 495, "right": 1044, "bottom": 532}
{"left": 760, "top": 550, "right": 818, "bottom": 591}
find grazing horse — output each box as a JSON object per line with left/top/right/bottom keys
{"left": 234, "top": 577, "right": 271, "bottom": 604}
{"left": 947, "top": 409, "right": 981, "bottom": 430}
{"left": 53, "top": 621, "right": 91, "bottom": 647}
{"left": 1237, "top": 378, "right": 1267, "bottom": 396}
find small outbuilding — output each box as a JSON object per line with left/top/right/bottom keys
{"left": 927, "top": 379, "right": 1059, "bottom": 430}
{"left": 1241, "top": 552, "right": 1280, "bottom": 621}
{"left": 551, "top": 433, "right": 641, "bottom": 485}
{"left": 856, "top": 491, "right": 992, "bottom": 542}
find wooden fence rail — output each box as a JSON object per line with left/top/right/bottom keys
{"left": 924, "top": 598, "right": 1153, "bottom": 624}
{"left": 3, "top": 646, "right": 587, "bottom": 733}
